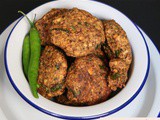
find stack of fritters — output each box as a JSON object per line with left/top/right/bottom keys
{"left": 35, "top": 8, "right": 132, "bottom": 106}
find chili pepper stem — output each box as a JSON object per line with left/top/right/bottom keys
{"left": 18, "top": 11, "right": 34, "bottom": 28}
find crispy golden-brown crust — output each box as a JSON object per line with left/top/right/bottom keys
{"left": 50, "top": 8, "right": 105, "bottom": 57}
{"left": 66, "top": 54, "right": 111, "bottom": 105}
{"left": 35, "top": 9, "right": 68, "bottom": 45}
{"left": 38, "top": 46, "right": 67, "bottom": 99}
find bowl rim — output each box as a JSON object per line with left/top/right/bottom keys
{"left": 4, "top": 0, "right": 150, "bottom": 119}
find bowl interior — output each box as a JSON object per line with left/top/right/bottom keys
{"left": 5, "top": 0, "right": 149, "bottom": 118}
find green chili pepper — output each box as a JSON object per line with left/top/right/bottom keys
{"left": 19, "top": 11, "right": 41, "bottom": 98}
{"left": 22, "top": 34, "right": 30, "bottom": 78}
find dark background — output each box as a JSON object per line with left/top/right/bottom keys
{"left": 0, "top": 0, "right": 159, "bottom": 50}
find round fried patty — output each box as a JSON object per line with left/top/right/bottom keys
{"left": 38, "top": 46, "right": 67, "bottom": 99}
{"left": 66, "top": 54, "right": 111, "bottom": 105}
{"left": 35, "top": 8, "right": 68, "bottom": 45}
{"left": 50, "top": 8, "right": 105, "bottom": 57}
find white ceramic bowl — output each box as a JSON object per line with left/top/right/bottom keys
{"left": 4, "top": 0, "right": 150, "bottom": 119}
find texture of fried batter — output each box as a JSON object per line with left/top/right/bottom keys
{"left": 38, "top": 46, "right": 67, "bottom": 99}
{"left": 66, "top": 54, "right": 111, "bottom": 105}
{"left": 107, "top": 59, "right": 128, "bottom": 91}
{"left": 50, "top": 8, "right": 105, "bottom": 57}
{"left": 35, "top": 9, "right": 68, "bottom": 45}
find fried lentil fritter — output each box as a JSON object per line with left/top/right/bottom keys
{"left": 103, "top": 20, "right": 132, "bottom": 68}
{"left": 66, "top": 54, "right": 111, "bottom": 105}
{"left": 38, "top": 46, "right": 67, "bottom": 99}
{"left": 107, "top": 59, "right": 128, "bottom": 91}
{"left": 35, "top": 9, "right": 68, "bottom": 45}
{"left": 50, "top": 8, "right": 105, "bottom": 57}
